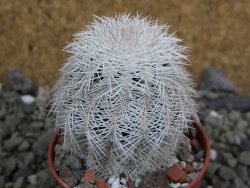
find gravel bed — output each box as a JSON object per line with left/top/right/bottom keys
{"left": 0, "top": 68, "right": 250, "bottom": 188}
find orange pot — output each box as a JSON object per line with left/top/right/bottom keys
{"left": 48, "top": 121, "right": 210, "bottom": 188}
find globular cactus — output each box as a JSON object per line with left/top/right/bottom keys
{"left": 50, "top": 14, "right": 198, "bottom": 179}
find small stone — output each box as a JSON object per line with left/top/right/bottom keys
{"left": 75, "top": 181, "right": 97, "bottom": 188}
{"left": 107, "top": 176, "right": 116, "bottom": 185}
{"left": 245, "top": 111, "right": 250, "bottom": 122}
{"left": 224, "top": 131, "right": 235, "bottom": 145}
{"left": 236, "top": 119, "right": 249, "bottom": 130}
{"left": 218, "top": 166, "right": 237, "bottom": 180}
{"left": 32, "top": 129, "right": 53, "bottom": 156}
{"left": 221, "top": 152, "right": 237, "bottom": 168}
{"left": 169, "top": 182, "right": 181, "bottom": 188}
{"left": 111, "top": 178, "right": 122, "bottom": 188}
{"left": 229, "top": 111, "right": 242, "bottom": 122}
{"left": 239, "top": 151, "right": 250, "bottom": 165}
{"left": 235, "top": 165, "right": 248, "bottom": 182}
{"left": 141, "top": 170, "right": 169, "bottom": 188}
{"left": 4, "top": 157, "right": 17, "bottom": 172}
{"left": 59, "top": 166, "right": 78, "bottom": 187}
{"left": 0, "top": 100, "right": 6, "bottom": 118}
{"left": 0, "top": 176, "right": 5, "bottom": 188}
{"left": 166, "top": 164, "right": 186, "bottom": 182}
{"left": 18, "top": 140, "right": 30, "bottom": 151}
{"left": 120, "top": 177, "right": 127, "bottom": 185}
{"left": 21, "top": 95, "right": 35, "bottom": 104}
{"left": 13, "top": 177, "right": 24, "bottom": 188}
{"left": 190, "top": 139, "right": 202, "bottom": 151}
{"left": 8, "top": 69, "right": 32, "bottom": 92}
{"left": 97, "top": 178, "right": 110, "bottom": 188}
{"left": 195, "top": 150, "right": 204, "bottom": 161}
{"left": 210, "top": 149, "right": 217, "bottom": 161}
{"left": 81, "top": 169, "right": 96, "bottom": 184}
{"left": 187, "top": 154, "right": 195, "bottom": 163}
{"left": 181, "top": 182, "right": 189, "bottom": 187}
{"left": 3, "top": 135, "right": 23, "bottom": 151}
{"left": 5, "top": 182, "right": 14, "bottom": 188}
{"left": 184, "top": 163, "right": 195, "bottom": 173}
{"left": 206, "top": 163, "right": 221, "bottom": 178}
{"left": 28, "top": 174, "right": 37, "bottom": 185}
{"left": 30, "top": 121, "right": 44, "bottom": 129}
{"left": 178, "top": 141, "right": 192, "bottom": 161}
{"left": 232, "top": 177, "right": 248, "bottom": 188}
{"left": 65, "top": 154, "right": 83, "bottom": 170}
{"left": 186, "top": 172, "right": 197, "bottom": 182}
{"left": 179, "top": 161, "right": 186, "bottom": 169}
{"left": 24, "top": 152, "right": 35, "bottom": 165}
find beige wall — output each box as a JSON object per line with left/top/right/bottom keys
{"left": 0, "top": 0, "right": 249, "bottom": 94}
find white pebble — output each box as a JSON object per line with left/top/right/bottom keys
{"left": 179, "top": 161, "right": 187, "bottom": 169}
{"left": 111, "top": 178, "right": 128, "bottom": 188}
{"left": 182, "top": 183, "right": 189, "bottom": 188}
{"left": 210, "top": 149, "right": 217, "bottom": 161}
{"left": 120, "top": 177, "right": 127, "bottom": 185}
{"left": 21, "top": 95, "right": 35, "bottom": 104}
{"left": 107, "top": 175, "right": 117, "bottom": 185}
{"left": 169, "top": 182, "right": 181, "bottom": 188}
{"left": 209, "top": 110, "right": 219, "bottom": 118}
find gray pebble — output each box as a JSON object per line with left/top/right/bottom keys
{"left": 244, "top": 111, "right": 250, "bottom": 122}
{"left": 206, "top": 163, "right": 221, "bottom": 178}
{"left": 235, "top": 165, "right": 248, "bottom": 182}
{"left": 28, "top": 174, "right": 37, "bottom": 185}
{"left": 232, "top": 177, "right": 248, "bottom": 188}
{"left": 228, "top": 110, "right": 242, "bottom": 122}
{"left": 3, "top": 134, "right": 23, "bottom": 151}
{"left": 18, "top": 140, "right": 30, "bottom": 151}
{"left": 30, "top": 121, "right": 44, "bottom": 129}
{"left": 0, "top": 100, "right": 6, "bottom": 118}
{"left": 0, "top": 176, "right": 5, "bottom": 188}
{"left": 177, "top": 141, "right": 192, "bottom": 161}
{"left": 5, "top": 182, "right": 14, "bottom": 188}
{"left": 4, "top": 157, "right": 17, "bottom": 172}
{"left": 218, "top": 166, "right": 237, "bottom": 180}
{"left": 221, "top": 152, "right": 237, "bottom": 168}
{"left": 238, "top": 151, "right": 250, "bottom": 165}
{"left": 186, "top": 172, "right": 198, "bottom": 182}
{"left": 24, "top": 151, "right": 35, "bottom": 165}
{"left": 75, "top": 181, "right": 97, "bottom": 188}
{"left": 236, "top": 119, "right": 249, "bottom": 130}
{"left": 13, "top": 177, "right": 24, "bottom": 188}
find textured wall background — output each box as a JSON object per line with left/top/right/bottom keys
{"left": 0, "top": 0, "right": 249, "bottom": 93}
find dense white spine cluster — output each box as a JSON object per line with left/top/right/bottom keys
{"left": 50, "top": 14, "right": 198, "bottom": 179}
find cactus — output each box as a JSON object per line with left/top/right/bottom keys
{"left": 50, "top": 14, "right": 198, "bottom": 179}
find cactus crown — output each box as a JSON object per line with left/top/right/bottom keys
{"left": 50, "top": 14, "right": 198, "bottom": 179}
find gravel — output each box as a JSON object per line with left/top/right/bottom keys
{"left": 0, "top": 68, "right": 250, "bottom": 187}
{"left": 0, "top": 84, "right": 57, "bottom": 187}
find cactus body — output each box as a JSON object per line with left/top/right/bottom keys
{"left": 50, "top": 14, "right": 198, "bottom": 178}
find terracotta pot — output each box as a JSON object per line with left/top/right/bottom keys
{"left": 48, "top": 121, "right": 210, "bottom": 188}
